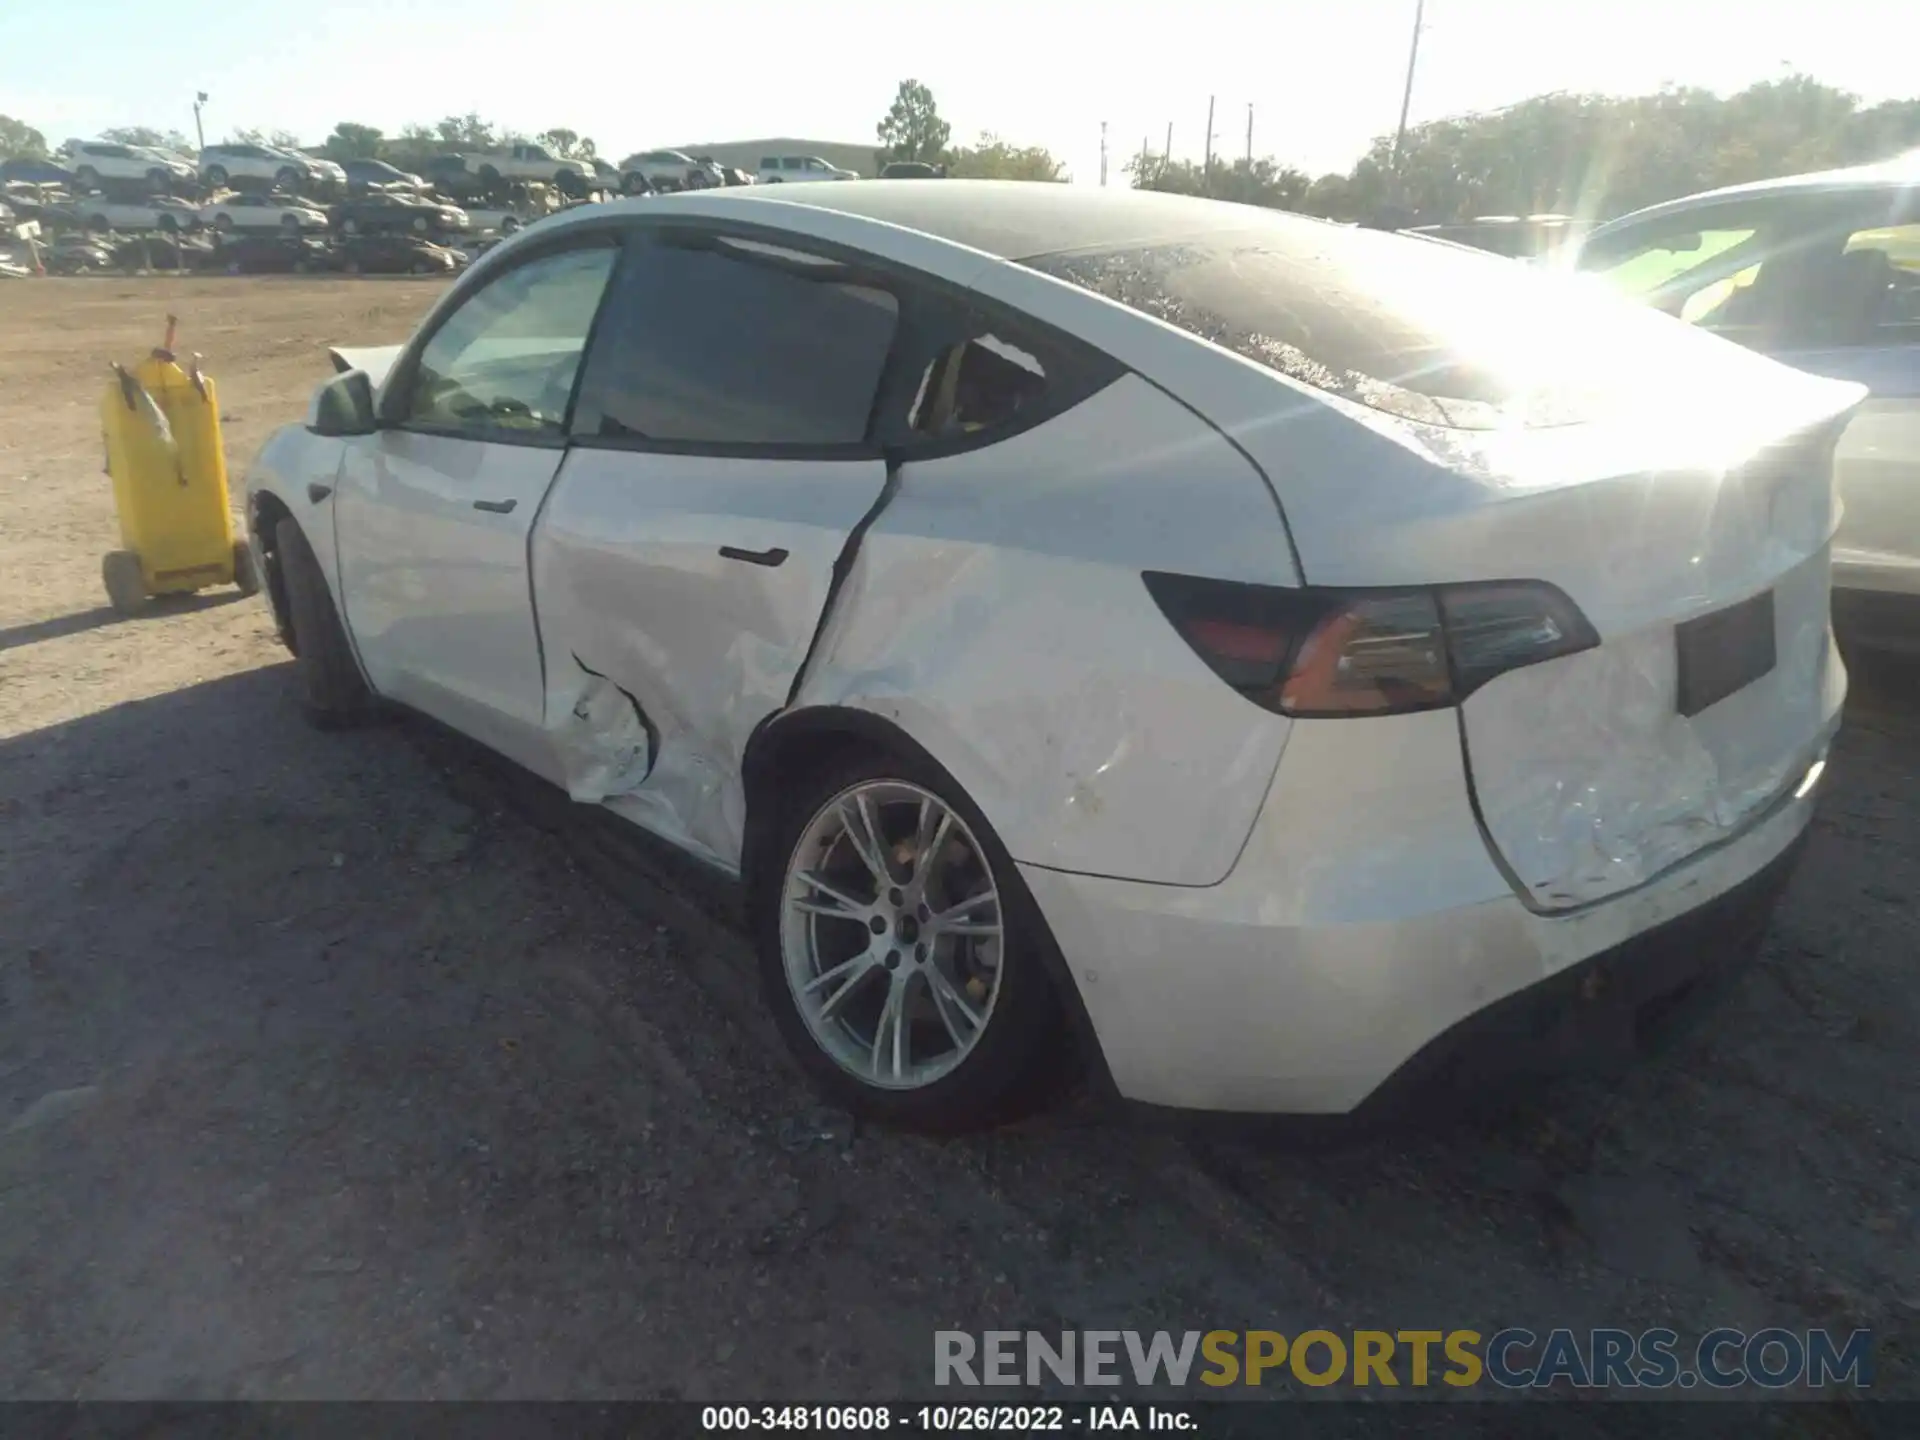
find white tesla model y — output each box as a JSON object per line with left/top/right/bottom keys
{"left": 243, "top": 181, "right": 1860, "bottom": 1131}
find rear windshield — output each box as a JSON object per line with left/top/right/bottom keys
{"left": 1024, "top": 226, "right": 1669, "bottom": 430}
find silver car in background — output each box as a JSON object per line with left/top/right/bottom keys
{"left": 1572, "top": 152, "right": 1920, "bottom": 651}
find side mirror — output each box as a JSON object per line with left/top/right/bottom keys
{"left": 1666, "top": 231, "right": 1704, "bottom": 254}
{"left": 308, "top": 369, "right": 378, "bottom": 436}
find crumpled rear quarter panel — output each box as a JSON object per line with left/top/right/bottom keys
{"left": 796, "top": 374, "right": 1300, "bottom": 886}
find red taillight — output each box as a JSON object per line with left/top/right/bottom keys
{"left": 1143, "top": 571, "right": 1598, "bottom": 717}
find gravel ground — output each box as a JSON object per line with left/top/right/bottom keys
{"left": 0, "top": 278, "right": 1914, "bottom": 1414}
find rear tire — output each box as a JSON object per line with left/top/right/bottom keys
{"left": 204, "top": 165, "right": 229, "bottom": 189}
{"left": 231, "top": 536, "right": 262, "bottom": 597}
{"left": 753, "top": 748, "right": 1064, "bottom": 1132}
{"left": 102, "top": 550, "right": 146, "bottom": 615}
{"left": 274, "top": 516, "right": 375, "bottom": 728}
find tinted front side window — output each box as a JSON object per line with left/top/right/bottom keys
{"left": 577, "top": 237, "right": 899, "bottom": 446}
{"left": 403, "top": 245, "right": 617, "bottom": 440}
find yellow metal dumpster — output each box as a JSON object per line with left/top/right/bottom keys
{"left": 99, "top": 316, "right": 259, "bottom": 614}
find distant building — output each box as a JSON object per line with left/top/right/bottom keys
{"left": 670, "top": 138, "right": 879, "bottom": 178}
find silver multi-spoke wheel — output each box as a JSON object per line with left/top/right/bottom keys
{"left": 780, "top": 780, "right": 1004, "bottom": 1091}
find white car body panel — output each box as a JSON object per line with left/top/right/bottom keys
{"left": 798, "top": 374, "right": 1298, "bottom": 886}
{"left": 533, "top": 451, "right": 890, "bottom": 868}
{"left": 1777, "top": 347, "right": 1920, "bottom": 597}
{"left": 332, "top": 431, "right": 564, "bottom": 779}
{"left": 1833, "top": 398, "right": 1920, "bottom": 594}
{"left": 66, "top": 143, "right": 193, "bottom": 185}
{"left": 76, "top": 198, "right": 197, "bottom": 231}
{"left": 1024, "top": 708, "right": 1828, "bottom": 1113}
{"left": 200, "top": 196, "right": 327, "bottom": 231}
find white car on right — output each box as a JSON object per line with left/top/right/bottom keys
{"left": 757, "top": 154, "right": 859, "bottom": 184}
{"left": 1569, "top": 151, "right": 1920, "bottom": 651}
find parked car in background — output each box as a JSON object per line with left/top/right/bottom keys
{"left": 240, "top": 184, "right": 1854, "bottom": 1130}
{"left": 44, "top": 232, "right": 117, "bottom": 273}
{"left": 200, "top": 191, "right": 329, "bottom": 233}
{"left": 284, "top": 149, "right": 346, "bottom": 190}
{"left": 212, "top": 234, "right": 335, "bottom": 274}
{"left": 423, "top": 154, "right": 475, "bottom": 193}
{"left": 717, "top": 166, "right": 755, "bottom": 187}
{"left": 63, "top": 140, "right": 196, "bottom": 191}
{"left": 334, "top": 232, "right": 460, "bottom": 274}
{"left": 199, "top": 143, "right": 327, "bottom": 192}
{"left": 2, "top": 182, "right": 62, "bottom": 226}
{"left": 114, "top": 232, "right": 218, "bottom": 271}
{"left": 619, "top": 150, "right": 719, "bottom": 193}
{"left": 340, "top": 158, "right": 426, "bottom": 193}
{"left": 1, "top": 156, "right": 74, "bottom": 187}
{"left": 330, "top": 190, "right": 470, "bottom": 238}
{"left": 879, "top": 161, "right": 946, "bottom": 179}
{"left": 1406, "top": 214, "right": 1584, "bottom": 260}
{"left": 468, "top": 144, "right": 594, "bottom": 195}
{"left": 1570, "top": 153, "right": 1920, "bottom": 651}
{"left": 756, "top": 154, "right": 859, "bottom": 183}
{"left": 75, "top": 194, "right": 203, "bottom": 233}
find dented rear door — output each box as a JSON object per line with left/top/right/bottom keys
{"left": 528, "top": 225, "right": 905, "bottom": 868}
{"left": 531, "top": 452, "right": 888, "bottom": 867}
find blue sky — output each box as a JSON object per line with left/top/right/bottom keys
{"left": 3, "top": 0, "right": 1913, "bottom": 181}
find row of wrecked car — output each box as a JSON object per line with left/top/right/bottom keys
{"left": 26, "top": 227, "right": 487, "bottom": 277}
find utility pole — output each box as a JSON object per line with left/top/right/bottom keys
{"left": 1203, "top": 95, "right": 1216, "bottom": 187}
{"left": 1245, "top": 103, "right": 1254, "bottom": 166}
{"left": 192, "top": 92, "right": 209, "bottom": 151}
{"left": 1391, "top": 0, "right": 1426, "bottom": 171}
{"left": 1163, "top": 122, "right": 1172, "bottom": 163}
{"left": 1100, "top": 121, "right": 1108, "bottom": 186}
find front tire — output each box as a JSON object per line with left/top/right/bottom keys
{"left": 274, "top": 516, "right": 375, "bottom": 728}
{"left": 204, "top": 165, "right": 229, "bottom": 189}
{"left": 754, "top": 751, "right": 1062, "bottom": 1131}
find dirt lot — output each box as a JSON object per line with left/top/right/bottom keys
{"left": 0, "top": 278, "right": 1915, "bottom": 1413}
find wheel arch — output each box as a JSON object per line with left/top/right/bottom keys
{"left": 740, "top": 703, "right": 1119, "bottom": 1100}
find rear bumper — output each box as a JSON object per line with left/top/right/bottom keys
{"left": 1021, "top": 710, "right": 1831, "bottom": 1117}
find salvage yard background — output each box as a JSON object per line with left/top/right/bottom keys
{"left": 0, "top": 278, "right": 1915, "bottom": 1407}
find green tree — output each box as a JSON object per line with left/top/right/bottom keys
{"left": 0, "top": 114, "right": 47, "bottom": 158}
{"left": 1128, "top": 153, "right": 1309, "bottom": 210}
{"left": 537, "top": 128, "right": 596, "bottom": 159}
{"left": 877, "top": 79, "right": 950, "bottom": 164}
{"left": 100, "top": 125, "right": 194, "bottom": 151}
{"left": 322, "top": 122, "right": 386, "bottom": 160}
{"left": 1344, "top": 74, "right": 1920, "bottom": 226}
{"left": 436, "top": 113, "right": 499, "bottom": 151}
{"left": 230, "top": 126, "right": 304, "bottom": 150}
{"left": 947, "top": 132, "right": 1066, "bottom": 181}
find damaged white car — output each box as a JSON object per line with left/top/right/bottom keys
{"left": 244, "top": 182, "right": 1859, "bottom": 1131}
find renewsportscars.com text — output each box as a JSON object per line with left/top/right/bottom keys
{"left": 934, "top": 1328, "right": 1873, "bottom": 1390}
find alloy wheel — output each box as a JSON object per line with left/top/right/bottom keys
{"left": 779, "top": 780, "right": 1004, "bottom": 1091}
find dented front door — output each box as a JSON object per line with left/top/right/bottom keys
{"left": 529, "top": 449, "right": 890, "bottom": 868}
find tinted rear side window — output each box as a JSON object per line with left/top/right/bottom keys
{"left": 576, "top": 237, "right": 899, "bottom": 446}
{"left": 1025, "top": 225, "right": 1686, "bottom": 429}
